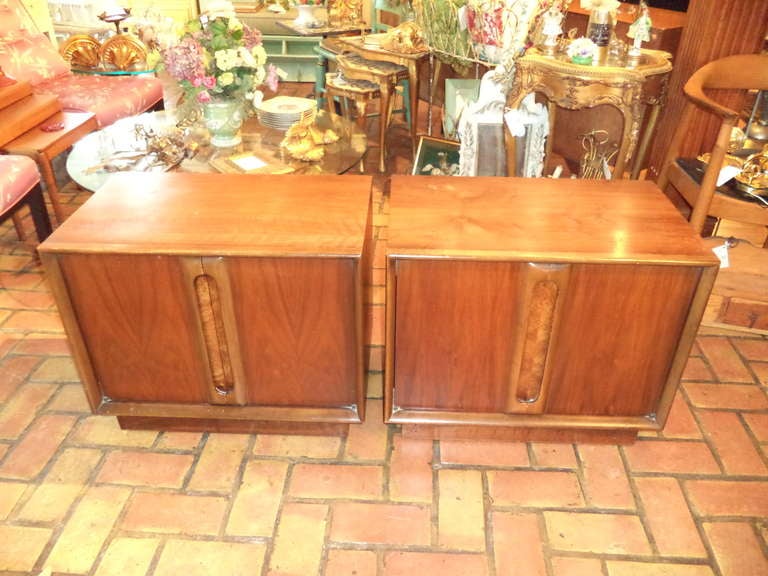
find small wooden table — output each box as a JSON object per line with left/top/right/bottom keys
{"left": 277, "top": 19, "right": 366, "bottom": 37}
{"left": 334, "top": 35, "right": 429, "bottom": 153}
{"left": 3, "top": 110, "right": 97, "bottom": 222}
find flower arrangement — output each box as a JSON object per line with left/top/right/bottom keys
{"left": 566, "top": 36, "right": 597, "bottom": 64}
{"left": 161, "top": 2, "right": 279, "bottom": 108}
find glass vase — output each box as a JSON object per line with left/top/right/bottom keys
{"left": 202, "top": 99, "right": 245, "bottom": 148}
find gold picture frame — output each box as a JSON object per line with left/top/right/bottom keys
{"left": 412, "top": 136, "right": 461, "bottom": 176}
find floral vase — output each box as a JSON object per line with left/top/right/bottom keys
{"left": 202, "top": 99, "right": 245, "bottom": 147}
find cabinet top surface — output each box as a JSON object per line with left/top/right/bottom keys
{"left": 40, "top": 173, "right": 373, "bottom": 257}
{"left": 387, "top": 177, "right": 718, "bottom": 265}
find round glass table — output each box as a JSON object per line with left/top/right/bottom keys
{"left": 67, "top": 109, "right": 368, "bottom": 192}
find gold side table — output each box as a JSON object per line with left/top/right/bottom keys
{"left": 505, "top": 48, "right": 672, "bottom": 179}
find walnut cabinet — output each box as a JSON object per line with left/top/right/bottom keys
{"left": 40, "top": 173, "right": 372, "bottom": 434}
{"left": 385, "top": 176, "right": 718, "bottom": 443}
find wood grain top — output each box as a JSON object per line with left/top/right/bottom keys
{"left": 4, "top": 110, "right": 96, "bottom": 152}
{"left": 387, "top": 176, "right": 719, "bottom": 266}
{"left": 40, "top": 173, "right": 373, "bottom": 257}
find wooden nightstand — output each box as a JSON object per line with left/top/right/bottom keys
{"left": 385, "top": 176, "right": 719, "bottom": 444}
{"left": 4, "top": 110, "right": 98, "bottom": 223}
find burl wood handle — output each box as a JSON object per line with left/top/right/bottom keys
{"left": 194, "top": 274, "right": 236, "bottom": 401}
{"left": 507, "top": 262, "right": 570, "bottom": 413}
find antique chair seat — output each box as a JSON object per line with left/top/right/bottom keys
{"left": 0, "top": 154, "right": 51, "bottom": 243}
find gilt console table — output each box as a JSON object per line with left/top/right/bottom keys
{"left": 504, "top": 48, "right": 672, "bottom": 179}
{"left": 385, "top": 176, "right": 718, "bottom": 444}
{"left": 40, "top": 172, "right": 373, "bottom": 435}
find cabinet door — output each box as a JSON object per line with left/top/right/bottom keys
{"left": 57, "top": 254, "right": 211, "bottom": 404}
{"left": 393, "top": 259, "right": 529, "bottom": 413}
{"left": 545, "top": 263, "right": 701, "bottom": 417}
{"left": 222, "top": 256, "right": 361, "bottom": 409}
{"left": 391, "top": 259, "right": 701, "bottom": 420}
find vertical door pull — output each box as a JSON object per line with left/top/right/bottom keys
{"left": 194, "top": 274, "right": 235, "bottom": 401}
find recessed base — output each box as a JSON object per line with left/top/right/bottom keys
{"left": 117, "top": 416, "right": 349, "bottom": 436}
{"left": 401, "top": 424, "right": 638, "bottom": 444}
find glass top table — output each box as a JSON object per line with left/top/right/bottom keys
{"left": 70, "top": 66, "right": 156, "bottom": 76}
{"left": 67, "top": 109, "right": 368, "bottom": 192}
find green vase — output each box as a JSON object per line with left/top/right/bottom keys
{"left": 203, "top": 99, "right": 245, "bottom": 147}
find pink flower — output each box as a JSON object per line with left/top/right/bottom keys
{"left": 242, "top": 26, "right": 262, "bottom": 49}
{"left": 197, "top": 90, "right": 212, "bottom": 103}
{"left": 192, "top": 76, "right": 203, "bottom": 87}
{"left": 202, "top": 75, "right": 216, "bottom": 89}
{"left": 265, "top": 64, "right": 279, "bottom": 92}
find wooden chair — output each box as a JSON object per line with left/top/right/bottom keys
{"left": 656, "top": 53, "right": 768, "bottom": 236}
{"left": 0, "top": 154, "right": 52, "bottom": 243}
{"left": 324, "top": 52, "right": 401, "bottom": 172}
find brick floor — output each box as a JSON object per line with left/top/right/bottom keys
{"left": 0, "top": 84, "right": 766, "bottom": 575}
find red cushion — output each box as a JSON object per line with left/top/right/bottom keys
{"left": 0, "top": 33, "right": 72, "bottom": 85}
{"left": 0, "top": 155, "right": 39, "bottom": 215}
{"left": 34, "top": 74, "right": 163, "bottom": 127}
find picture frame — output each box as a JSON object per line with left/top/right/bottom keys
{"left": 412, "top": 136, "right": 461, "bottom": 176}
{"left": 443, "top": 78, "right": 481, "bottom": 139}
{"left": 475, "top": 121, "right": 506, "bottom": 176}
{"left": 209, "top": 151, "right": 294, "bottom": 175}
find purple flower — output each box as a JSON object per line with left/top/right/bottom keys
{"left": 242, "top": 25, "right": 262, "bottom": 49}
{"left": 163, "top": 37, "right": 206, "bottom": 83}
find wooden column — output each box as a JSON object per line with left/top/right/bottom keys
{"left": 646, "top": 0, "right": 768, "bottom": 181}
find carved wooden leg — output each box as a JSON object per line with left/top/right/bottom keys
{"left": 326, "top": 87, "right": 336, "bottom": 116}
{"left": 37, "top": 152, "right": 63, "bottom": 223}
{"left": 26, "top": 183, "right": 52, "bottom": 243}
{"left": 378, "top": 83, "right": 392, "bottom": 173}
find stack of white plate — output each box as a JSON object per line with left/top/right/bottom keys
{"left": 256, "top": 96, "right": 317, "bottom": 131}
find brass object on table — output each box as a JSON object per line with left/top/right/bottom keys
{"left": 98, "top": 7, "right": 131, "bottom": 34}
{"left": 380, "top": 21, "right": 428, "bottom": 54}
{"left": 579, "top": 129, "right": 618, "bottom": 179}
{"left": 60, "top": 35, "right": 102, "bottom": 68}
{"left": 734, "top": 146, "right": 768, "bottom": 197}
{"left": 280, "top": 116, "right": 340, "bottom": 162}
{"left": 327, "top": 0, "right": 364, "bottom": 27}
{"left": 99, "top": 34, "right": 148, "bottom": 71}
{"left": 60, "top": 32, "right": 148, "bottom": 71}
{"left": 85, "top": 123, "right": 195, "bottom": 175}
